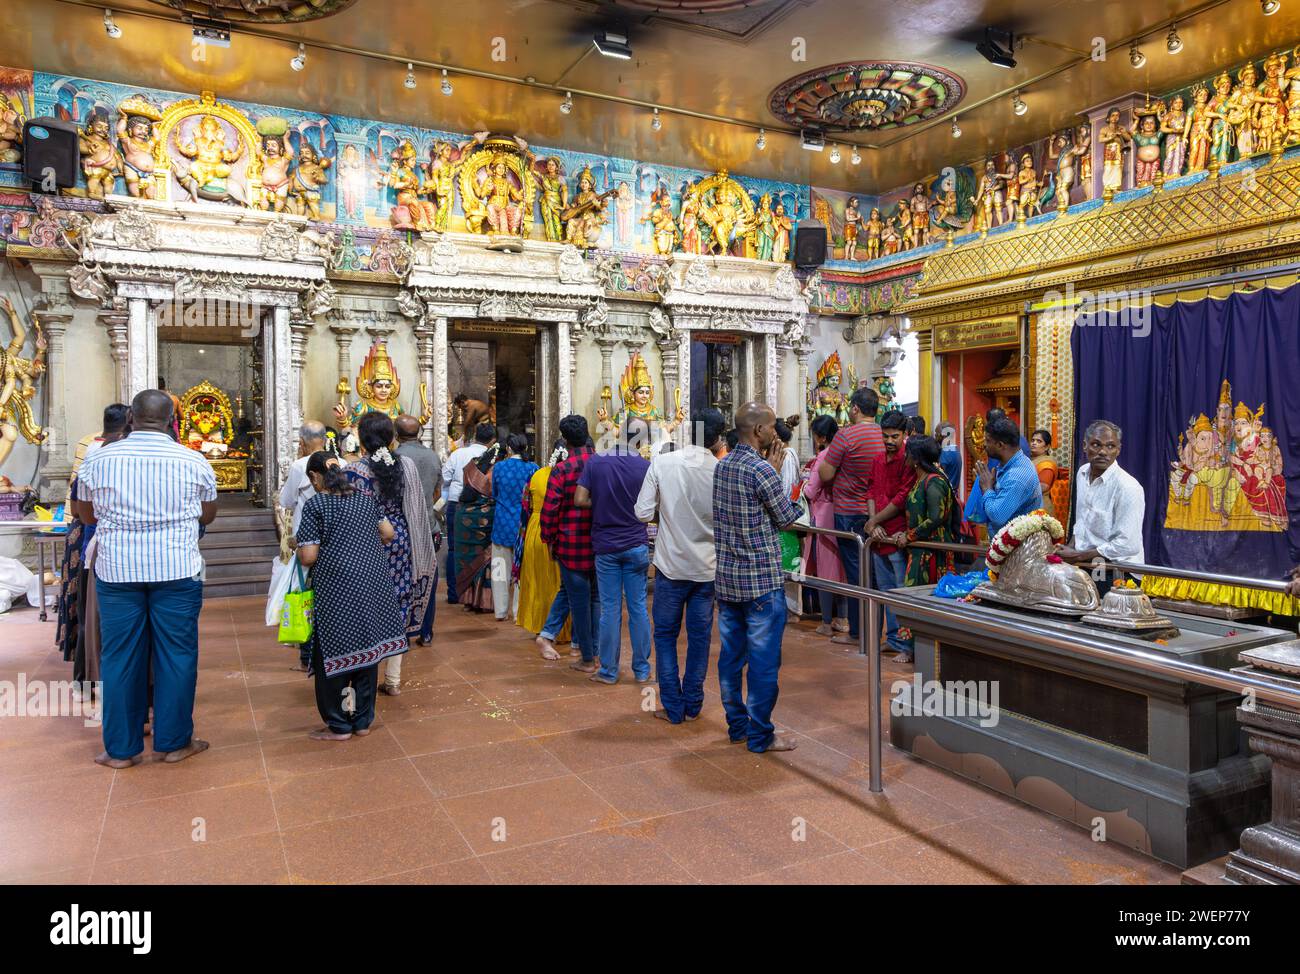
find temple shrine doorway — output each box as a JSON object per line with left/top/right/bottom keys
{"left": 689, "top": 334, "right": 744, "bottom": 428}
{"left": 448, "top": 322, "right": 539, "bottom": 453}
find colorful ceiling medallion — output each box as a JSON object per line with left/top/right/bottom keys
{"left": 145, "top": 0, "right": 359, "bottom": 24}
{"left": 611, "top": 0, "right": 775, "bottom": 9}
{"left": 768, "top": 61, "right": 965, "bottom": 132}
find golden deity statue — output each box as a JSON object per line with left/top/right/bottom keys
{"left": 423, "top": 142, "right": 461, "bottom": 233}
{"left": 255, "top": 118, "right": 294, "bottom": 212}
{"left": 179, "top": 380, "right": 235, "bottom": 459}
{"left": 172, "top": 113, "right": 246, "bottom": 203}
{"left": 378, "top": 141, "right": 437, "bottom": 232}
{"left": 699, "top": 183, "right": 754, "bottom": 256}
{"left": 641, "top": 187, "right": 677, "bottom": 255}
{"left": 536, "top": 156, "right": 569, "bottom": 243}
{"left": 1225, "top": 63, "right": 1261, "bottom": 158}
{"left": 1256, "top": 52, "right": 1288, "bottom": 154}
{"left": 596, "top": 351, "right": 683, "bottom": 439}
{"left": 116, "top": 95, "right": 163, "bottom": 199}
{"left": 1016, "top": 153, "right": 1041, "bottom": 219}
{"left": 334, "top": 340, "right": 430, "bottom": 431}
{"left": 865, "top": 206, "right": 883, "bottom": 258}
{"left": 484, "top": 155, "right": 525, "bottom": 235}
{"left": 563, "top": 165, "right": 614, "bottom": 248}
{"left": 0, "top": 92, "right": 24, "bottom": 165}
{"left": 78, "top": 112, "right": 121, "bottom": 200}
{"left": 806, "top": 352, "right": 853, "bottom": 427}
{"left": 1098, "top": 107, "right": 1132, "bottom": 197}
{"left": 0, "top": 296, "right": 47, "bottom": 487}
{"left": 289, "top": 141, "right": 332, "bottom": 220}
{"left": 458, "top": 136, "right": 537, "bottom": 242}
{"left": 678, "top": 186, "right": 704, "bottom": 255}
{"left": 773, "top": 202, "right": 792, "bottom": 263}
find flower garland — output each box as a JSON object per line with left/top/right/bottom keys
{"left": 985, "top": 509, "right": 1064, "bottom": 582}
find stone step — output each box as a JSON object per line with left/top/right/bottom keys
{"left": 201, "top": 541, "right": 282, "bottom": 561}
{"left": 207, "top": 511, "right": 277, "bottom": 532}
{"left": 204, "top": 558, "right": 276, "bottom": 581}
{"left": 199, "top": 527, "right": 277, "bottom": 546}
{"left": 203, "top": 573, "right": 273, "bottom": 600}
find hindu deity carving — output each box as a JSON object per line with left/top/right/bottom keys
{"left": 1159, "top": 95, "right": 1189, "bottom": 178}
{"left": 597, "top": 351, "right": 683, "bottom": 442}
{"left": 970, "top": 159, "right": 1011, "bottom": 232}
{"left": 1256, "top": 52, "right": 1288, "bottom": 154}
{"left": 562, "top": 165, "right": 613, "bottom": 248}
{"left": 1132, "top": 104, "right": 1162, "bottom": 187}
{"left": 160, "top": 93, "right": 259, "bottom": 205}
{"left": 910, "top": 183, "right": 932, "bottom": 246}
{"left": 807, "top": 352, "right": 852, "bottom": 426}
{"left": 772, "top": 202, "right": 792, "bottom": 263}
{"left": 696, "top": 170, "right": 756, "bottom": 257}
{"left": 334, "top": 340, "right": 430, "bottom": 431}
{"left": 116, "top": 94, "right": 162, "bottom": 199}
{"left": 842, "top": 196, "right": 862, "bottom": 261}
{"left": 642, "top": 187, "right": 677, "bottom": 256}
{"left": 1225, "top": 63, "right": 1261, "bottom": 157}
{"left": 897, "top": 201, "right": 914, "bottom": 250}
{"left": 459, "top": 136, "right": 537, "bottom": 242}
{"left": 423, "top": 141, "right": 461, "bottom": 233}
{"left": 1186, "top": 83, "right": 1216, "bottom": 173}
{"left": 255, "top": 118, "right": 294, "bottom": 212}
{"left": 0, "top": 89, "right": 24, "bottom": 165}
{"left": 1015, "top": 153, "right": 1041, "bottom": 219}
{"left": 289, "top": 141, "right": 332, "bottom": 220}
{"left": 1098, "top": 107, "right": 1132, "bottom": 197}
{"left": 535, "top": 156, "right": 568, "bottom": 242}
{"left": 1074, "top": 124, "right": 1092, "bottom": 198}
{"left": 78, "top": 111, "right": 121, "bottom": 200}
{"left": 180, "top": 380, "right": 234, "bottom": 458}
{"left": 873, "top": 375, "right": 897, "bottom": 422}
{"left": 678, "top": 186, "right": 703, "bottom": 255}
{"left": 865, "top": 206, "right": 883, "bottom": 259}
{"left": 378, "top": 141, "right": 437, "bottom": 232}
{"left": 1208, "top": 71, "right": 1235, "bottom": 167}
{"left": 0, "top": 296, "right": 47, "bottom": 487}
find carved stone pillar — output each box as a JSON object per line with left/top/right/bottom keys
{"left": 266, "top": 305, "right": 295, "bottom": 506}
{"left": 794, "top": 339, "right": 812, "bottom": 459}
{"left": 288, "top": 310, "right": 311, "bottom": 430}
{"left": 596, "top": 337, "right": 618, "bottom": 421}
{"left": 36, "top": 299, "right": 74, "bottom": 471}
{"left": 656, "top": 328, "right": 683, "bottom": 446}
{"left": 125, "top": 296, "right": 156, "bottom": 398}
{"left": 432, "top": 315, "right": 448, "bottom": 456}
{"left": 329, "top": 318, "right": 360, "bottom": 412}
{"left": 557, "top": 320, "right": 573, "bottom": 418}
{"left": 100, "top": 301, "right": 130, "bottom": 404}
{"left": 763, "top": 334, "right": 779, "bottom": 413}
{"left": 414, "top": 318, "right": 437, "bottom": 449}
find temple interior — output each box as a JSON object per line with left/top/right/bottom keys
{"left": 1, "top": 0, "right": 1299, "bottom": 898}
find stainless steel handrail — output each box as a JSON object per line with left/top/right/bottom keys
{"left": 1106, "top": 560, "right": 1291, "bottom": 595}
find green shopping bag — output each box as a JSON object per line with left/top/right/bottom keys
{"left": 278, "top": 560, "right": 314, "bottom": 644}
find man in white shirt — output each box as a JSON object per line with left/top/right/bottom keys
{"left": 442, "top": 422, "right": 495, "bottom": 604}
{"left": 634, "top": 408, "right": 722, "bottom": 724}
{"left": 75, "top": 390, "right": 218, "bottom": 770}
{"left": 279, "top": 420, "right": 327, "bottom": 535}
{"left": 1059, "top": 419, "right": 1146, "bottom": 590}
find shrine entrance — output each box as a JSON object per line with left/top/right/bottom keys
{"left": 689, "top": 333, "right": 746, "bottom": 428}
{"left": 447, "top": 322, "right": 539, "bottom": 453}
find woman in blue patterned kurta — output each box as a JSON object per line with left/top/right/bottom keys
{"left": 489, "top": 434, "right": 538, "bottom": 621}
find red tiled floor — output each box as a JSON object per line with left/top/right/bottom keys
{"left": 0, "top": 592, "right": 1191, "bottom": 884}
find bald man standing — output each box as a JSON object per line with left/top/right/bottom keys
{"left": 75, "top": 389, "right": 218, "bottom": 769}
{"left": 712, "top": 401, "right": 800, "bottom": 753}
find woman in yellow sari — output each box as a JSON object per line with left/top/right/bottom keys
{"left": 517, "top": 441, "right": 573, "bottom": 659}
{"left": 1030, "top": 428, "right": 1058, "bottom": 517}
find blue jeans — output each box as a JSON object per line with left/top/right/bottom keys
{"left": 444, "top": 501, "right": 458, "bottom": 603}
{"left": 834, "top": 513, "right": 869, "bottom": 637}
{"left": 558, "top": 563, "right": 599, "bottom": 664}
{"left": 871, "top": 549, "right": 911, "bottom": 653}
{"left": 819, "top": 590, "right": 845, "bottom": 625}
{"left": 717, "top": 589, "right": 786, "bottom": 752}
{"left": 540, "top": 586, "right": 572, "bottom": 645}
{"left": 97, "top": 576, "right": 203, "bottom": 760}
{"left": 419, "top": 562, "right": 439, "bottom": 641}
{"left": 595, "top": 545, "right": 652, "bottom": 682}
{"left": 652, "top": 575, "right": 714, "bottom": 722}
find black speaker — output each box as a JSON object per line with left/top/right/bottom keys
{"left": 793, "top": 219, "right": 827, "bottom": 269}
{"left": 22, "top": 117, "right": 80, "bottom": 190}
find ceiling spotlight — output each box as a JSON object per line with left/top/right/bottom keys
{"left": 1129, "top": 43, "right": 1146, "bottom": 69}
{"left": 593, "top": 29, "right": 632, "bottom": 60}
{"left": 103, "top": 8, "right": 122, "bottom": 38}
{"left": 976, "top": 27, "right": 1017, "bottom": 69}
{"left": 560, "top": 91, "right": 573, "bottom": 114}
{"left": 1166, "top": 24, "right": 1183, "bottom": 55}
{"left": 951, "top": 118, "right": 962, "bottom": 138}
{"left": 1012, "top": 91, "right": 1027, "bottom": 116}
{"left": 651, "top": 107, "right": 662, "bottom": 131}
{"left": 1262, "top": 0, "right": 1281, "bottom": 13}
{"left": 755, "top": 128, "right": 766, "bottom": 150}
{"left": 829, "top": 144, "right": 841, "bottom": 164}
{"left": 850, "top": 147, "right": 861, "bottom": 165}
{"left": 441, "top": 68, "right": 453, "bottom": 96}
{"left": 290, "top": 43, "right": 306, "bottom": 72}
{"left": 404, "top": 63, "right": 416, "bottom": 89}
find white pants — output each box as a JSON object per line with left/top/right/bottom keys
{"left": 382, "top": 653, "right": 402, "bottom": 688}
{"left": 490, "top": 544, "right": 519, "bottom": 620}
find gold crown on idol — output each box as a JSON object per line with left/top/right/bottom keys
{"left": 1234, "top": 400, "right": 1264, "bottom": 423}
{"left": 359, "top": 340, "right": 399, "bottom": 391}
{"left": 1219, "top": 378, "right": 1233, "bottom": 407}
{"left": 619, "top": 351, "right": 654, "bottom": 406}
{"left": 1214, "top": 70, "right": 1233, "bottom": 90}
{"left": 816, "top": 351, "right": 843, "bottom": 386}
{"left": 577, "top": 165, "right": 596, "bottom": 187}
{"left": 1190, "top": 413, "right": 1213, "bottom": 435}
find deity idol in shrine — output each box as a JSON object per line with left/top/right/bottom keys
{"left": 1132, "top": 106, "right": 1163, "bottom": 187}
{"left": 0, "top": 296, "right": 46, "bottom": 484}
{"left": 910, "top": 183, "right": 931, "bottom": 246}
{"left": 842, "top": 197, "right": 862, "bottom": 261}
{"left": 772, "top": 202, "right": 792, "bottom": 263}
{"left": 678, "top": 188, "right": 703, "bottom": 255}
{"left": 0, "top": 93, "right": 22, "bottom": 164}
{"left": 78, "top": 111, "right": 121, "bottom": 200}
{"left": 1074, "top": 124, "right": 1093, "bottom": 199}
{"left": 897, "top": 201, "right": 914, "bottom": 250}
{"left": 596, "top": 351, "right": 683, "bottom": 440}
{"left": 289, "top": 141, "right": 332, "bottom": 220}
{"left": 1226, "top": 63, "right": 1261, "bottom": 157}
{"left": 564, "top": 166, "right": 612, "bottom": 248}
{"left": 1098, "top": 108, "right": 1132, "bottom": 196}
{"left": 881, "top": 215, "right": 900, "bottom": 256}
{"left": 865, "top": 206, "right": 883, "bottom": 260}
{"left": 334, "top": 340, "right": 430, "bottom": 431}
{"left": 807, "top": 352, "right": 852, "bottom": 426}
{"left": 1186, "top": 83, "right": 1216, "bottom": 173}
{"left": 424, "top": 142, "right": 461, "bottom": 233}
{"left": 256, "top": 119, "right": 294, "bottom": 212}
{"left": 378, "top": 141, "right": 437, "bottom": 232}
{"left": 642, "top": 188, "right": 677, "bottom": 256}
{"left": 536, "top": 156, "right": 568, "bottom": 242}
{"left": 1208, "top": 71, "right": 1235, "bottom": 167}
{"left": 172, "top": 113, "right": 245, "bottom": 204}
{"left": 483, "top": 155, "right": 525, "bottom": 236}
{"left": 1159, "top": 95, "right": 1189, "bottom": 179}
{"left": 754, "top": 193, "right": 777, "bottom": 261}
{"left": 700, "top": 183, "right": 751, "bottom": 256}
{"left": 1016, "top": 153, "right": 1041, "bottom": 219}
{"left": 1052, "top": 131, "right": 1079, "bottom": 208}
{"left": 1256, "top": 52, "right": 1288, "bottom": 154}
{"left": 181, "top": 383, "right": 233, "bottom": 458}
{"left": 116, "top": 95, "right": 162, "bottom": 199}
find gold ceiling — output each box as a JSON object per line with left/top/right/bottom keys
{"left": 3, "top": 0, "right": 1300, "bottom": 193}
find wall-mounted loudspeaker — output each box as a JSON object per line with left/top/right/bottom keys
{"left": 22, "top": 117, "right": 80, "bottom": 190}
{"left": 793, "top": 219, "right": 827, "bottom": 269}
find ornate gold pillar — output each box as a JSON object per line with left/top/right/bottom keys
{"left": 917, "top": 328, "right": 935, "bottom": 422}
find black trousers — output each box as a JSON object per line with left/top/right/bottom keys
{"left": 310, "top": 638, "right": 378, "bottom": 734}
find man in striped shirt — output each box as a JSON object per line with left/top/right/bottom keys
{"left": 75, "top": 389, "right": 218, "bottom": 769}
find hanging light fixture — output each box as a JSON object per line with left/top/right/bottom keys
{"left": 1166, "top": 23, "right": 1183, "bottom": 54}
{"left": 1129, "top": 43, "right": 1146, "bottom": 69}
{"left": 951, "top": 117, "right": 962, "bottom": 138}
{"left": 651, "top": 107, "right": 662, "bottom": 131}
{"left": 829, "top": 144, "right": 841, "bottom": 164}
{"left": 560, "top": 91, "right": 573, "bottom": 114}
{"left": 404, "top": 63, "right": 416, "bottom": 89}
{"left": 850, "top": 147, "right": 861, "bottom": 165}
{"left": 103, "top": 8, "right": 122, "bottom": 38}
{"left": 1012, "top": 91, "right": 1027, "bottom": 116}
{"left": 440, "top": 68, "right": 453, "bottom": 95}
{"left": 755, "top": 128, "right": 766, "bottom": 150}
{"left": 1262, "top": 0, "right": 1281, "bottom": 14}
{"left": 290, "top": 43, "right": 307, "bottom": 72}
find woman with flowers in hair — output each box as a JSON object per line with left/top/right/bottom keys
{"left": 343, "top": 412, "right": 435, "bottom": 695}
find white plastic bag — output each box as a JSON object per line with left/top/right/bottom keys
{"left": 0, "top": 556, "right": 34, "bottom": 614}
{"left": 266, "top": 555, "right": 296, "bottom": 626}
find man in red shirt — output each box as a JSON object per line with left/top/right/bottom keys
{"left": 863, "top": 410, "right": 916, "bottom": 660}
{"left": 818, "top": 386, "right": 883, "bottom": 644}
{"left": 540, "top": 414, "right": 600, "bottom": 672}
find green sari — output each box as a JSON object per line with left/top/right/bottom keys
{"left": 904, "top": 472, "right": 958, "bottom": 587}
{"left": 453, "top": 447, "right": 498, "bottom": 611}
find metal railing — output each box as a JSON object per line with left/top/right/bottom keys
{"left": 784, "top": 528, "right": 1300, "bottom": 797}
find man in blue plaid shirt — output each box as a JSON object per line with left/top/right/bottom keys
{"left": 712, "top": 401, "right": 800, "bottom": 753}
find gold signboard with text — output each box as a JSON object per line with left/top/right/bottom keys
{"left": 933, "top": 316, "right": 1021, "bottom": 354}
